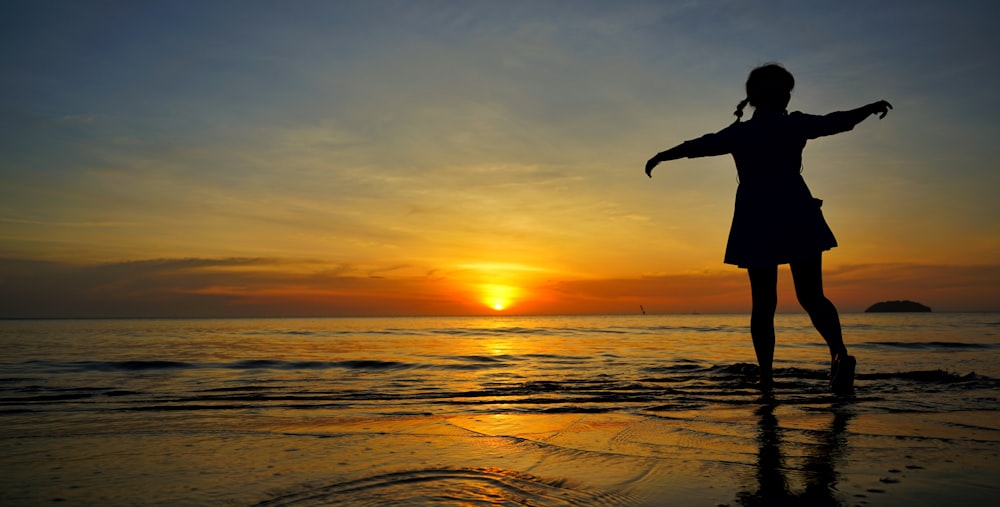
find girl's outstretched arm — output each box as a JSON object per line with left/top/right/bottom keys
{"left": 645, "top": 144, "right": 687, "bottom": 178}
{"left": 829, "top": 100, "right": 893, "bottom": 131}
{"left": 801, "top": 100, "right": 893, "bottom": 140}
{"left": 646, "top": 123, "right": 737, "bottom": 177}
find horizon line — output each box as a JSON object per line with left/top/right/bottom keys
{"left": 2, "top": 310, "right": 994, "bottom": 321}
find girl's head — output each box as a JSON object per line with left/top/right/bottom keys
{"left": 734, "top": 63, "right": 795, "bottom": 120}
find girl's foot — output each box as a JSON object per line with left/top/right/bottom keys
{"left": 830, "top": 354, "right": 856, "bottom": 393}
{"left": 757, "top": 366, "right": 773, "bottom": 392}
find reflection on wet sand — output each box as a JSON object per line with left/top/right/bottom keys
{"left": 737, "top": 397, "right": 853, "bottom": 506}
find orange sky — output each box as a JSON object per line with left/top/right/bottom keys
{"left": 1, "top": 257, "right": 997, "bottom": 318}
{"left": 2, "top": 2, "right": 999, "bottom": 317}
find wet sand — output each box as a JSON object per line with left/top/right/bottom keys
{"left": 3, "top": 401, "right": 997, "bottom": 506}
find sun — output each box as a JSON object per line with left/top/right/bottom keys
{"left": 480, "top": 284, "right": 519, "bottom": 312}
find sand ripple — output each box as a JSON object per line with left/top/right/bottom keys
{"left": 253, "top": 466, "right": 634, "bottom": 507}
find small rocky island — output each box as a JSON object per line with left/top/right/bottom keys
{"left": 864, "top": 300, "right": 932, "bottom": 313}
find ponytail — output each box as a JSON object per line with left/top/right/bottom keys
{"left": 733, "top": 98, "right": 749, "bottom": 122}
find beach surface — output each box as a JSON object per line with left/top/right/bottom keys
{"left": 5, "top": 405, "right": 997, "bottom": 506}
{"left": 1, "top": 314, "right": 998, "bottom": 505}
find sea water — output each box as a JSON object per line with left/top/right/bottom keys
{"left": 1, "top": 313, "right": 998, "bottom": 505}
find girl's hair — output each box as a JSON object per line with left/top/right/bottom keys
{"left": 733, "top": 63, "right": 795, "bottom": 121}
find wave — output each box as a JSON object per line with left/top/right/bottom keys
{"left": 20, "top": 358, "right": 514, "bottom": 374}
{"left": 227, "top": 359, "right": 415, "bottom": 371}
{"left": 15, "top": 356, "right": 1000, "bottom": 385}
{"left": 36, "top": 360, "right": 195, "bottom": 372}
{"left": 859, "top": 369, "right": 991, "bottom": 383}
{"left": 5, "top": 358, "right": 996, "bottom": 419}
{"left": 861, "top": 341, "right": 996, "bottom": 349}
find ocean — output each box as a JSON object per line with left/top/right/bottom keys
{"left": 1, "top": 313, "right": 998, "bottom": 506}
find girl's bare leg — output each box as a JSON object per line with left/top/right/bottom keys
{"left": 789, "top": 254, "right": 848, "bottom": 363}
{"left": 748, "top": 265, "right": 778, "bottom": 387}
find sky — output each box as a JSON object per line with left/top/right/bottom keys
{"left": 1, "top": 0, "right": 999, "bottom": 317}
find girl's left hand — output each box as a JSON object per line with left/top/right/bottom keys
{"left": 870, "top": 100, "right": 893, "bottom": 119}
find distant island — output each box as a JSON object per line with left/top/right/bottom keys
{"left": 864, "top": 300, "right": 932, "bottom": 313}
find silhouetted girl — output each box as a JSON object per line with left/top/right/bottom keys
{"left": 645, "top": 63, "right": 891, "bottom": 392}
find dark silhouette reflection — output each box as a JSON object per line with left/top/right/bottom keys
{"left": 737, "top": 399, "right": 854, "bottom": 506}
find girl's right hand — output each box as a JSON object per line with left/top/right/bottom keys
{"left": 645, "top": 156, "right": 660, "bottom": 178}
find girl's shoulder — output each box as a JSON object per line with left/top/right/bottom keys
{"left": 788, "top": 110, "right": 827, "bottom": 122}
{"left": 786, "top": 111, "right": 828, "bottom": 127}
{"left": 788, "top": 110, "right": 858, "bottom": 139}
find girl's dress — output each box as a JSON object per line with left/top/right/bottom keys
{"left": 678, "top": 110, "right": 860, "bottom": 268}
